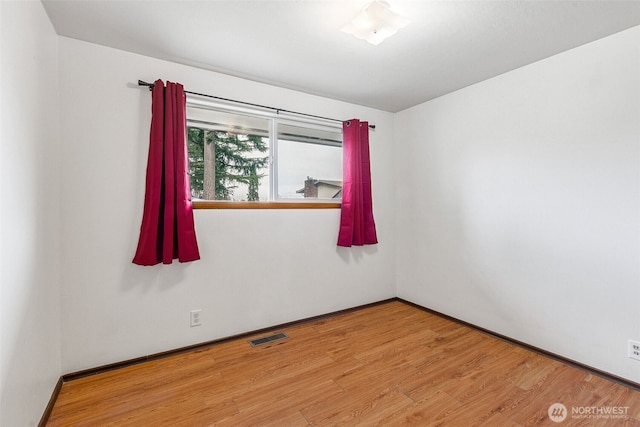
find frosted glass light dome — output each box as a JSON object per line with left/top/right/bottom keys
{"left": 341, "top": 1, "right": 410, "bottom": 46}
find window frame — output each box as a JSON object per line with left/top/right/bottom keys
{"left": 186, "top": 96, "right": 343, "bottom": 210}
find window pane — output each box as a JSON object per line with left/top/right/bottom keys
{"left": 187, "top": 107, "right": 270, "bottom": 201}
{"left": 277, "top": 123, "right": 342, "bottom": 199}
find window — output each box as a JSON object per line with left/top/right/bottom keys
{"left": 186, "top": 97, "right": 342, "bottom": 206}
{"left": 276, "top": 123, "right": 342, "bottom": 199}
{"left": 187, "top": 107, "right": 270, "bottom": 201}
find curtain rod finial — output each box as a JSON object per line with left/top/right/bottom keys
{"left": 138, "top": 80, "right": 154, "bottom": 91}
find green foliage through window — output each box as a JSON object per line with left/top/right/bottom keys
{"left": 187, "top": 128, "right": 268, "bottom": 201}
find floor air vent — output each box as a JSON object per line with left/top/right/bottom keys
{"left": 249, "top": 332, "right": 289, "bottom": 347}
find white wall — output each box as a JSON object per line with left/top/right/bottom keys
{"left": 396, "top": 26, "right": 640, "bottom": 382}
{"left": 59, "top": 38, "right": 395, "bottom": 373}
{"left": 0, "top": 1, "right": 62, "bottom": 425}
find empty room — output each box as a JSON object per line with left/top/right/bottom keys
{"left": 2, "top": 0, "right": 640, "bottom": 425}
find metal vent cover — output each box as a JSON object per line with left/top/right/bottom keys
{"left": 249, "top": 332, "right": 289, "bottom": 347}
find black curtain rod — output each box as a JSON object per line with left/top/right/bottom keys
{"left": 138, "top": 80, "right": 375, "bottom": 130}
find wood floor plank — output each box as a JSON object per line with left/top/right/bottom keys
{"left": 299, "top": 385, "right": 414, "bottom": 425}
{"left": 47, "top": 301, "right": 640, "bottom": 426}
{"left": 374, "top": 389, "right": 464, "bottom": 426}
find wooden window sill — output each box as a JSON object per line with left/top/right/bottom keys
{"left": 193, "top": 201, "right": 341, "bottom": 210}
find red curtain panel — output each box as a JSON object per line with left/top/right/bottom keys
{"left": 337, "top": 119, "right": 378, "bottom": 247}
{"left": 133, "top": 80, "right": 200, "bottom": 265}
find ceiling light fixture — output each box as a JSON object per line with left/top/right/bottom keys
{"left": 341, "top": 1, "right": 410, "bottom": 46}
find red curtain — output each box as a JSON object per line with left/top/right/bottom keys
{"left": 133, "top": 79, "right": 200, "bottom": 265}
{"left": 337, "top": 119, "right": 378, "bottom": 247}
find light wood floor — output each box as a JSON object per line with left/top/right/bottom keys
{"left": 47, "top": 301, "right": 640, "bottom": 426}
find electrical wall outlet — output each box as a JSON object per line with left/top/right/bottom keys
{"left": 628, "top": 339, "right": 640, "bottom": 361}
{"left": 190, "top": 309, "right": 202, "bottom": 327}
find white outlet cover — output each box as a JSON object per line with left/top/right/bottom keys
{"left": 628, "top": 339, "right": 640, "bottom": 361}
{"left": 190, "top": 309, "right": 202, "bottom": 327}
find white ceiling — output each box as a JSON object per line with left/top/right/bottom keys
{"left": 42, "top": 0, "right": 640, "bottom": 112}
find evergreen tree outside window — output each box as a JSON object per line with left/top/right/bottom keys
{"left": 188, "top": 128, "right": 268, "bottom": 201}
